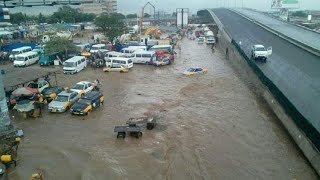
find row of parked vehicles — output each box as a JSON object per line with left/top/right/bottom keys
{"left": 9, "top": 79, "right": 104, "bottom": 117}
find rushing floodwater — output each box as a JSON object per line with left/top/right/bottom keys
{"left": 7, "top": 37, "right": 317, "bottom": 179}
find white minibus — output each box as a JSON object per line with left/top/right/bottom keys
{"left": 13, "top": 51, "right": 39, "bottom": 67}
{"left": 63, "top": 56, "right": 87, "bottom": 74}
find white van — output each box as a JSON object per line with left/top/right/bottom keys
{"left": 130, "top": 50, "right": 155, "bottom": 64}
{"left": 120, "top": 48, "right": 138, "bottom": 57}
{"left": 13, "top": 51, "right": 39, "bottom": 67}
{"left": 106, "top": 57, "right": 133, "bottom": 69}
{"left": 104, "top": 51, "right": 126, "bottom": 61}
{"left": 63, "top": 56, "right": 87, "bottom": 74}
{"left": 10, "top": 46, "right": 32, "bottom": 61}
{"left": 90, "top": 44, "right": 108, "bottom": 53}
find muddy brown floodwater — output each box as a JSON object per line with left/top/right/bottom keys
{"left": 7, "top": 38, "right": 318, "bottom": 180}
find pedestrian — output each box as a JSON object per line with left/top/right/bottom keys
{"left": 211, "top": 43, "right": 215, "bottom": 53}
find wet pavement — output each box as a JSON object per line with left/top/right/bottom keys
{"left": 7, "top": 38, "right": 317, "bottom": 179}
{"left": 233, "top": 8, "right": 320, "bottom": 51}
{"left": 212, "top": 8, "right": 320, "bottom": 136}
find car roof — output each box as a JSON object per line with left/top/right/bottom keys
{"left": 65, "top": 56, "right": 85, "bottom": 62}
{"left": 75, "top": 81, "right": 92, "bottom": 85}
{"left": 81, "top": 91, "right": 102, "bottom": 100}
{"left": 254, "top": 44, "right": 265, "bottom": 48}
{"left": 58, "top": 90, "right": 77, "bottom": 96}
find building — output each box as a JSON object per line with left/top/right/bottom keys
{"left": 80, "top": 0, "right": 117, "bottom": 15}
{"left": 0, "top": 7, "right": 10, "bottom": 26}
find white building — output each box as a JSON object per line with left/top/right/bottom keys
{"left": 80, "top": 0, "right": 117, "bottom": 15}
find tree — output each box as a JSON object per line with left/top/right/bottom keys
{"left": 144, "top": 13, "right": 151, "bottom": 18}
{"left": 112, "top": 13, "right": 126, "bottom": 19}
{"left": 94, "top": 14, "right": 126, "bottom": 42}
{"left": 44, "top": 37, "right": 76, "bottom": 55}
{"left": 126, "top": 14, "right": 137, "bottom": 19}
{"left": 51, "top": 6, "right": 79, "bottom": 23}
{"left": 291, "top": 11, "right": 307, "bottom": 18}
{"left": 10, "top": 13, "right": 27, "bottom": 24}
{"left": 38, "top": 13, "right": 46, "bottom": 23}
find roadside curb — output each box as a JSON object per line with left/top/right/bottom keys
{"left": 229, "top": 8, "right": 320, "bottom": 57}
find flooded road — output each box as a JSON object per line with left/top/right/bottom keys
{"left": 8, "top": 38, "right": 317, "bottom": 179}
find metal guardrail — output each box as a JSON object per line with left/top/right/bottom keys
{"left": 230, "top": 9, "right": 320, "bottom": 57}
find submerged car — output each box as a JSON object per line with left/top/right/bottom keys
{"left": 70, "top": 91, "right": 104, "bottom": 115}
{"left": 183, "top": 67, "right": 208, "bottom": 75}
{"left": 70, "top": 81, "right": 95, "bottom": 96}
{"left": 103, "top": 65, "right": 129, "bottom": 73}
{"left": 154, "top": 57, "right": 171, "bottom": 66}
{"left": 41, "top": 86, "right": 64, "bottom": 102}
{"left": 48, "top": 90, "right": 79, "bottom": 113}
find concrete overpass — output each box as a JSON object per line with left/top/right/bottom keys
{"left": 198, "top": 8, "right": 320, "bottom": 175}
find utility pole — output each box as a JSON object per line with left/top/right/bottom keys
{"left": 0, "top": 69, "right": 11, "bottom": 130}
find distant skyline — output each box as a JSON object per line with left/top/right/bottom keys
{"left": 9, "top": 0, "right": 320, "bottom": 15}
{"left": 118, "top": 0, "right": 320, "bottom": 14}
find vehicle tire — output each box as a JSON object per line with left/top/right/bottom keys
{"left": 146, "top": 123, "right": 154, "bottom": 130}
{"left": 117, "top": 132, "right": 126, "bottom": 139}
{"left": 135, "top": 132, "right": 142, "bottom": 138}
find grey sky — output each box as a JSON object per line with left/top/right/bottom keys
{"left": 118, "top": 0, "right": 320, "bottom": 14}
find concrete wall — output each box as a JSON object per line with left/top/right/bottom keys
{"left": 213, "top": 15, "right": 320, "bottom": 176}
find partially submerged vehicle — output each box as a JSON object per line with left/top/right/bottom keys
{"left": 103, "top": 64, "right": 129, "bottom": 73}
{"left": 48, "top": 90, "right": 79, "bottom": 113}
{"left": 70, "top": 91, "right": 104, "bottom": 115}
{"left": 114, "top": 117, "right": 156, "bottom": 139}
{"left": 153, "top": 57, "right": 171, "bottom": 66}
{"left": 183, "top": 67, "right": 208, "bottom": 75}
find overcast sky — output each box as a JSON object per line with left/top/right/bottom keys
{"left": 118, "top": 0, "right": 320, "bottom": 14}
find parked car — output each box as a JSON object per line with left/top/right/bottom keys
{"left": 103, "top": 65, "right": 129, "bottom": 73}
{"left": 48, "top": 90, "right": 79, "bottom": 113}
{"left": 154, "top": 57, "right": 171, "bottom": 66}
{"left": 41, "top": 86, "right": 64, "bottom": 102}
{"left": 183, "top": 67, "right": 208, "bottom": 75}
{"left": 70, "top": 81, "right": 95, "bottom": 96}
{"left": 70, "top": 91, "right": 104, "bottom": 115}
{"left": 27, "top": 78, "right": 50, "bottom": 93}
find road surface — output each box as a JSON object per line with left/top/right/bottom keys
{"left": 212, "top": 8, "right": 320, "bottom": 137}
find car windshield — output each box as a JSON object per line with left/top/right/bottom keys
{"left": 91, "top": 47, "right": 99, "bottom": 50}
{"left": 187, "top": 68, "right": 195, "bottom": 72}
{"left": 72, "top": 84, "right": 84, "bottom": 90}
{"left": 54, "top": 95, "right": 68, "bottom": 102}
{"left": 78, "top": 99, "right": 92, "bottom": 104}
{"left": 16, "top": 56, "right": 25, "bottom": 61}
{"left": 256, "top": 47, "right": 266, "bottom": 51}
{"left": 64, "top": 62, "right": 76, "bottom": 67}
{"left": 42, "top": 88, "right": 54, "bottom": 95}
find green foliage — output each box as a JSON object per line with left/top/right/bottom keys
{"left": 44, "top": 37, "right": 76, "bottom": 54}
{"left": 112, "top": 13, "right": 126, "bottom": 19}
{"left": 144, "top": 13, "right": 151, "bottom": 18}
{"left": 10, "top": 13, "right": 27, "bottom": 24}
{"left": 10, "top": 6, "right": 95, "bottom": 24}
{"left": 126, "top": 14, "right": 137, "bottom": 19}
{"left": 94, "top": 14, "right": 125, "bottom": 42}
{"left": 291, "top": 11, "right": 307, "bottom": 18}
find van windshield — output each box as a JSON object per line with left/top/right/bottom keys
{"left": 12, "top": 51, "right": 20, "bottom": 55}
{"left": 16, "top": 56, "right": 26, "bottom": 61}
{"left": 64, "top": 62, "right": 76, "bottom": 67}
{"left": 256, "top": 47, "right": 266, "bottom": 51}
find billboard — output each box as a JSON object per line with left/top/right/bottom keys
{"left": 271, "top": 0, "right": 299, "bottom": 9}
{"left": 176, "top": 8, "right": 189, "bottom": 29}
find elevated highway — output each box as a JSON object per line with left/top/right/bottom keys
{"left": 202, "top": 8, "right": 320, "bottom": 174}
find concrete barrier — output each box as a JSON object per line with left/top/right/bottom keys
{"left": 206, "top": 9, "right": 320, "bottom": 176}
{"left": 229, "top": 8, "right": 320, "bottom": 57}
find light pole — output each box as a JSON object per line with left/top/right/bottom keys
{"left": 0, "top": 70, "right": 11, "bottom": 128}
